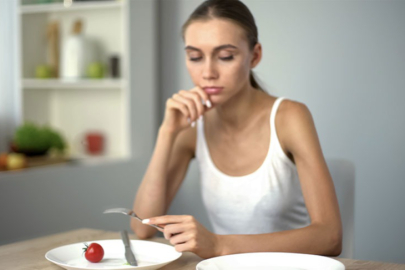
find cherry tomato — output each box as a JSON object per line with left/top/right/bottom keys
{"left": 83, "top": 243, "right": 104, "bottom": 263}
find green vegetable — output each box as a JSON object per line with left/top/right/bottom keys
{"left": 43, "top": 126, "right": 66, "bottom": 151}
{"left": 13, "top": 122, "right": 66, "bottom": 153}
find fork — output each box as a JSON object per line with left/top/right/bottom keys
{"left": 103, "top": 208, "right": 164, "bottom": 230}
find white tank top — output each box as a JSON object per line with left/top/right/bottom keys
{"left": 196, "top": 97, "right": 310, "bottom": 235}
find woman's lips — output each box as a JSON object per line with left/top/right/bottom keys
{"left": 203, "top": 87, "right": 223, "bottom": 95}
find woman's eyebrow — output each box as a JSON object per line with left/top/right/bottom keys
{"left": 184, "top": 44, "right": 238, "bottom": 52}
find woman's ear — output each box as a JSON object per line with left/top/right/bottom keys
{"left": 250, "top": 43, "right": 262, "bottom": 68}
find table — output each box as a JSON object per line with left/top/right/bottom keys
{"left": 0, "top": 228, "right": 404, "bottom": 270}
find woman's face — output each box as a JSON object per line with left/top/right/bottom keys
{"left": 184, "top": 19, "right": 260, "bottom": 105}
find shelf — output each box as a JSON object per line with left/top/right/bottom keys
{"left": 20, "top": 1, "right": 123, "bottom": 14}
{"left": 23, "top": 78, "right": 124, "bottom": 89}
{"left": 0, "top": 155, "right": 69, "bottom": 174}
{"left": 0, "top": 154, "right": 131, "bottom": 174}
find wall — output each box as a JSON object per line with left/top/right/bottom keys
{"left": 160, "top": 0, "right": 405, "bottom": 264}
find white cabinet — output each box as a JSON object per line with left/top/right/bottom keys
{"left": 18, "top": 0, "right": 131, "bottom": 162}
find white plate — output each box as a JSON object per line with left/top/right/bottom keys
{"left": 45, "top": 239, "right": 182, "bottom": 270}
{"left": 196, "top": 252, "right": 345, "bottom": 270}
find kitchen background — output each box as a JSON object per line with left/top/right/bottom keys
{"left": 0, "top": 0, "right": 404, "bottom": 264}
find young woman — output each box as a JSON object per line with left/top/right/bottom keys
{"left": 131, "top": 0, "right": 342, "bottom": 259}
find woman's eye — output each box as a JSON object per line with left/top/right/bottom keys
{"left": 220, "top": 55, "right": 234, "bottom": 61}
{"left": 189, "top": 57, "right": 202, "bottom": 62}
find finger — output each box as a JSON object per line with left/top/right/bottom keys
{"left": 154, "top": 223, "right": 166, "bottom": 233}
{"left": 174, "top": 241, "right": 194, "bottom": 253}
{"left": 169, "top": 232, "right": 192, "bottom": 246}
{"left": 172, "top": 93, "right": 198, "bottom": 122}
{"left": 190, "top": 86, "right": 212, "bottom": 109}
{"left": 143, "top": 215, "right": 192, "bottom": 226}
{"left": 163, "top": 223, "right": 188, "bottom": 240}
{"left": 166, "top": 98, "right": 190, "bottom": 119}
{"left": 180, "top": 90, "right": 205, "bottom": 118}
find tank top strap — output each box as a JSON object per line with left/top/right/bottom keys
{"left": 269, "top": 97, "right": 286, "bottom": 153}
{"left": 270, "top": 97, "right": 285, "bottom": 133}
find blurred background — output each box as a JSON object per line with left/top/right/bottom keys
{"left": 0, "top": 0, "right": 404, "bottom": 264}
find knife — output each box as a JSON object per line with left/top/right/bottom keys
{"left": 120, "top": 230, "right": 138, "bottom": 266}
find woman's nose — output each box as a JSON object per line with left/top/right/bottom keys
{"left": 202, "top": 60, "right": 218, "bottom": 80}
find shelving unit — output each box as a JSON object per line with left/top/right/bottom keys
{"left": 17, "top": 0, "right": 131, "bottom": 164}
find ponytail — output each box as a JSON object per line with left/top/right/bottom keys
{"left": 250, "top": 70, "right": 264, "bottom": 91}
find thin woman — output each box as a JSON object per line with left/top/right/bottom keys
{"left": 131, "top": 0, "right": 342, "bottom": 259}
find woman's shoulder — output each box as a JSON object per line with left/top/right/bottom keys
{"left": 276, "top": 98, "right": 316, "bottom": 154}
{"left": 277, "top": 98, "right": 311, "bottom": 122}
{"left": 259, "top": 94, "right": 310, "bottom": 119}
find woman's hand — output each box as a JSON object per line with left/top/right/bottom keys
{"left": 161, "top": 86, "right": 212, "bottom": 134}
{"left": 142, "top": 215, "right": 222, "bottom": 259}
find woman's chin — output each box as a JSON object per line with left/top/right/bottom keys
{"left": 207, "top": 95, "right": 223, "bottom": 107}
{"left": 209, "top": 93, "right": 237, "bottom": 107}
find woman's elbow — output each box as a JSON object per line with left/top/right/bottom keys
{"left": 130, "top": 220, "right": 155, "bottom": 240}
{"left": 135, "top": 231, "right": 153, "bottom": 240}
{"left": 326, "top": 227, "right": 343, "bottom": 256}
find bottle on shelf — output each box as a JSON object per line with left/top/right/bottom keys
{"left": 60, "top": 19, "right": 94, "bottom": 80}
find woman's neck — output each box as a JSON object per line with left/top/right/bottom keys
{"left": 213, "top": 84, "right": 263, "bottom": 133}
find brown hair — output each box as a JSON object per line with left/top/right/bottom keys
{"left": 182, "top": 0, "right": 264, "bottom": 91}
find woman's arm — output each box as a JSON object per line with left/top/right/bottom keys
{"left": 217, "top": 100, "right": 342, "bottom": 256}
{"left": 132, "top": 87, "right": 211, "bottom": 239}
{"left": 131, "top": 127, "right": 194, "bottom": 239}
{"left": 217, "top": 223, "right": 341, "bottom": 256}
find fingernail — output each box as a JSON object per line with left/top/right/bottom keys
{"left": 199, "top": 115, "right": 202, "bottom": 121}
{"left": 201, "top": 99, "right": 206, "bottom": 105}
{"left": 206, "top": 100, "right": 212, "bottom": 108}
{"left": 187, "top": 117, "right": 191, "bottom": 124}
{"left": 142, "top": 219, "right": 150, "bottom": 224}
{"left": 191, "top": 121, "right": 196, "bottom": 128}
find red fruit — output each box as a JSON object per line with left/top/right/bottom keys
{"left": 83, "top": 243, "right": 104, "bottom": 263}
